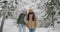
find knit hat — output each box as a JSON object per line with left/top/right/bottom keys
{"left": 29, "top": 7, "right": 32, "bottom": 11}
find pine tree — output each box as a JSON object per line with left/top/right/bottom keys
{"left": 44, "top": 0, "right": 60, "bottom": 28}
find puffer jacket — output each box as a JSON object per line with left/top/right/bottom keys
{"left": 27, "top": 14, "right": 37, "bottom": 29}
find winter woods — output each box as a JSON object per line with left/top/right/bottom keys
{"left": 0, "top": 0, "right": 60, "bottom": 32}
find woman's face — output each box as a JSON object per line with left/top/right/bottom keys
{"left": 29, "top": 9, "right": 33, "bottom": 12}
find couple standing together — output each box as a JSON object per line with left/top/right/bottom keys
{"left": 17, "top": 8, "right": 37, "bottom": 32}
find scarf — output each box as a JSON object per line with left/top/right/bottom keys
{"left": 27, "top": 12, "right": 35, "bottom": 21}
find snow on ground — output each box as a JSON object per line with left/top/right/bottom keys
{"left": 0, "top": 18, "right": 59, "bottom": 32}
{"left": 3, "top": 18, "right": 29, "bottom": 32}
{"left": 3, "top": 19, "right": 18, "bottom": 32}
{"left": 54, "top": 20, "right": 60, "bottom": 30}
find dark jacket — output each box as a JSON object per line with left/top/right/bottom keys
{"left": 17, "top": 13, "right": 25, "bottom": 25}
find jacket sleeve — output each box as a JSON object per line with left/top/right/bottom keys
{"left": 24, "top": 15, "right": 28, "bottom": 24}
{"left": 17, "top": 14, "right": 22, "bottom": 24}
{"left": 34, "top": 16, "right": 37, "bottom": 28}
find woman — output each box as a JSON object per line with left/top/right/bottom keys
{"left": 27, "top": 8, "right": 37, "bottom": 32}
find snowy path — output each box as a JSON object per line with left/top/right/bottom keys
{"left": 3, "top": 19, "right": 29, "bottom": 32}
{"left": 0, "top": 18, "right": 60, "bottom": 32}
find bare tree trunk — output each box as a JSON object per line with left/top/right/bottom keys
{"left": 0, "top": 12, "right": 1, "bottom": 17}
{"left": 0, "top": 12, "right": 6, "bottom": 32}
{"left": 0, "top": 10, "right": 2, "bottom": 17}
{"left": 52, "top": 15, "right": 54, "bottom": 27}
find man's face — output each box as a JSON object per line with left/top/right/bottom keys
{"left": 25, "top": 11, "right": 27, "bottom": 14}
{"left": 23, "top": 11, "right": 27, "bottom": 14}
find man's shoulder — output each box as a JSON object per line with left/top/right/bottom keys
{"left": 20, "top": 13, "right": 23, "bottom": 15}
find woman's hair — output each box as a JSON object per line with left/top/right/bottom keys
{"left": 27, "top": 12, "right": 35, "bottom": 21}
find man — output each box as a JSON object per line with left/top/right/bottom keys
{"left": 17, "top": 10, "right": 27, "bottom": 32}
{"left": 27, "top": 8, "right": 37, "bottom": 32}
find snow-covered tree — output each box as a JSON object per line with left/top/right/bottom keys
{"left": 44, "top": 0, "right": 60, "bottom": 28}
{"left": 0, "top": 0, "right": 18, "bottom": 32}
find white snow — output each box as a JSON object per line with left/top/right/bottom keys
{"left": 0, "top": 18, "right": 59, "bottom": 32}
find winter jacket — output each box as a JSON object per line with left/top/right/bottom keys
{"left": 17, "top": 13, "right": 25, "bottom": 25}
{"left": 26, "top": 12, "right": 37, "bottom": 29}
